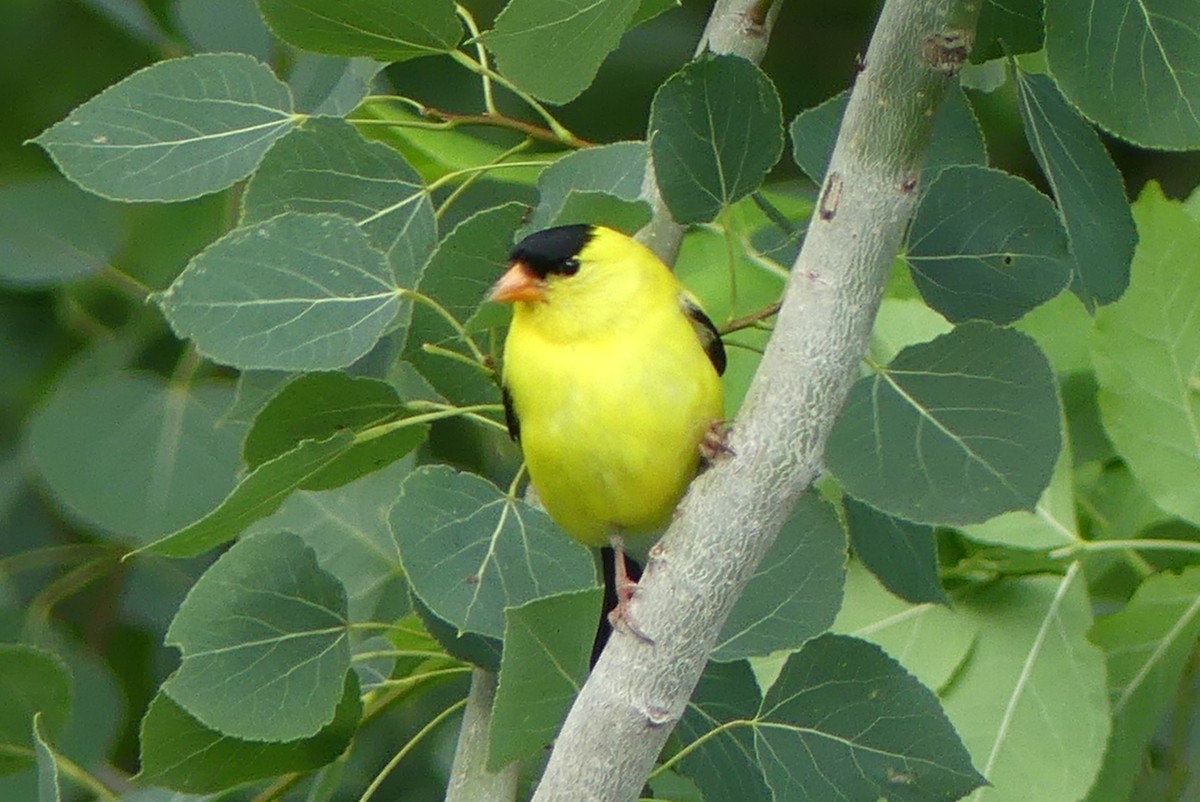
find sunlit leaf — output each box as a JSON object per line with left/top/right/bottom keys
{"left": 257, "top": 0, "right": 462, "bottom": 61}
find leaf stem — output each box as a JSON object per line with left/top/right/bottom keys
{"left": 357, "top": 698, "right": 468, "bottom": 802}
{"left": 424, "top": 158, "right": 556, "bottom": 194}
{"left": 646, "top": 717, "right": 751, "bottom": 779}
{"left": 371, "top": 666, "right": 473, "bottom": 689}
{"left": 400, "top": 288, "right": 488, "bottom": 364}
{"left": 436, "top": 138, "right": 534, "bottom": 220}
{"left": 718, "top": 301, "right": 782, "bottom": 335}
{"left": 1050, "top": 539, "right": 1200, "bottom": 559}
{"left": 455, "top": 4, "right": 498, "bottom": 114}
{"left": 356, "top": 404, "right": 505, "bottom": 443}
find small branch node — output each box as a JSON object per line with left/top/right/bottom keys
{"left": 921, "top": 30, "right": 973, "bottom": 76}
{"left": 818, "top": 172, "right": 844, "bottom": 221}
{"left": 642, "top": 705, "right": 676, "bottom": 729}
{"left": 900, "top": 173, "right": 919, "bottom": 193}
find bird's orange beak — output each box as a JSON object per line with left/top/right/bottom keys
{"left": 488, "top": 260, "right": 545, "bottom": 303}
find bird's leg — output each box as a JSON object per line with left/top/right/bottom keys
{"left": 607, "top": 535, "right": 653, "bottom": 644}
{"left": 700, "top": 419, "right": 736, "bottom": 463}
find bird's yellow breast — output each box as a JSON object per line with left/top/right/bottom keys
{"left": 504, "top": 292, "right": 723, "bottom": 547}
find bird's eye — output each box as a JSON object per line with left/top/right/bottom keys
{"left": 560, "top": 257, "right": 581, "bottom": 276}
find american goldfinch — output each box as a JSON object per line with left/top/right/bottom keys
{"left": 489, "top": 224, "right": 726, "bottom": 636}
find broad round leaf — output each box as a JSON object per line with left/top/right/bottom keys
{"left": 33, "top": 53, "right": 297, "bottom": 202}
{"left": 973, "top": 0, "right": 1043, "bottom": 62}
{"left": 1092, "top": 185, "right": 1200, "bottom": 526}
{"left": 0, "top": 646, "right": 71, "bottom": 776}
{"left": 391, "top": 466, "right": 598, "bottom": 640}
{"left": 242, "top": 117, "right": 436, "bottom": 289}
{"left": 844, "top": 498, "right": 946, "bottom": 606}
{"left": 138, "top": 675, "right": 360, "bottom": 793}
{"left": 257, "top": 0, "right": 462, "bottom": 61}
{"left": 28, "top": 374, "right": 243, "bottom": 544}
{"left": 288, "top": 54, "right": 383, "bottom": 117}
{"left": 525, "top": 141, "right": 648, "bottom": 234}
{"left": 712, "top": 493, "right": 846, "bottom": 661}
{"left": 482, "top": 0, "right": 640, "bottom": 104}
{"left": 0, "top": 179, "right": 122, "bottom": 287}
{"left": 163, "top": 530, "right": 351, "bottom": 741}
{"left": 1046, "top": 0, "right": 1200, "bottom": 149}
{"left": 906, "top": 165, "right": 1071, "bottom": 324}
{"left": 1015, "top": 70, "right": 1135, "bottom": 310}
{"left": 678, "top": 636, "right": 986, "bottom": 802}
{"left": 157, "top": 212, "right": 401, "bottom": 371}
{"left": 827, "top": 323, "right": 1061, "bottom": 526}
{"left": 650, "top": 54, "right": 783, "bottom": 224}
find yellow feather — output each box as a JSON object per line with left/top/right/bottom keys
{"left": 500, "top": 226, "right": 724, "bottom": 547}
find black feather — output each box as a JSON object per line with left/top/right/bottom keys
{"left": 681, "top": 295, "right": 727, "bottom": 376}
{"left": 501, "top": 384, "right": 521, "bottom": 442}
{"left": 510, "top": 224, "right": 594, "bottom": 279}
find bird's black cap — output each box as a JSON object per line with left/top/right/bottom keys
{"left": 509, "top": 224, "right": 593, "bottom": 278}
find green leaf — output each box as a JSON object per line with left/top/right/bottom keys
{"left": 33, "top": 715, "right": 58, "bottom": 802}
{"left": 138, "top": 431, "right": 357, "bottom": 558}
{"left": 832, "top": 562, "right": 977, "bottom": 693}
{"left": 242, "top": 372, "right": 426, "bottom": 487}
{"left": 867, "top": 297, "right": 953, "bottom": 365}
{"left": 906, "top": 166, "right": 1071, "bottom": 324}
{"left": 0, "top": 178, "right": 123, "bottom": 287}
{"left": 0, "top": 646, "right": 71, "bottom": 777}
{"left": 288, "top": 54, "right": 383, "bottom": 117}
{"left": 827, "top": 323, "right": 1061, "bottom": 525}
{"left": 1092, "top": 184, "right": 1200, "bottom": 526}
{"left": 649, "top": 54, "right": 784, "bottom": 224}
{"left": 27, "top": 374, "right": 243, "bottom": 545}
{"left": 942, "top": 567, "right": 1109, "bottom": 802}
{"left": 844, "top": 498, "right": 945, "bottom": 606}
{"left": 525, "top": 141, "right": 647, "bottom": 233}
{"left": 630, "top": 0, "right": 678, "bottom": 27}
{"left": 488, "top": 588, "right": 603, "bottom": 770}
{"left": 548, "top": 191, "right": 651, "bottom": 236}
{"left": 157, "top": 212, "right": 401, "bottom": 371}
{"left": 482, "top": 0, "right": 640, "bottom": 104}
{"left": 138, "top": 674, "right": 360, "bottom": 793}
{"left": 790, "top": 84, "right": 985, "bottom": 186}
{"left": 1086, "top": 567, "right": 1200, "bottom": 802}
{"left": 257, "top": 0, "right": 461, "bottom": 61}
{"left": 32, "top": 53, "right": 297, "bottom": 202}
{"left": 1015, "top": 70, "right": 1136, "bottom": 310}
{"left": 973, "top": 0, "right": 1043, "bottom": 62}
{"left": 712, "top": 493, "right": 845, "bottom": 661}
{"left": 1046, "top": 0, "right": 1200, "bottom": 149}
{"left": 163, "top": 531, "right": 351, "bottom": 741}
{"left": 176, "top": 0, "right": 273, "bottom": 60}
{"left": 413, "top": 595, "right": 503, "bottom": 672}
{"left": 242, "top": 117, "right": 436, "bottom": 290}
{"left": 246, "top": 456, "right": 412, "bottom": 622}
{"left": 118, "top": 194, "right": 229, "bottom": 291}
{"left": 679, "top": 636, "right": 985, "bottom": 802}
{"left": 392, "top": 466, "right": 597, "bottom": 640}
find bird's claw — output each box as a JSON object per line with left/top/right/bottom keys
{"left": 608, "top": 577, "right": 654, "bottom": 644}
{"left": 700, "top": 419, "right": 735, "bottom": 463}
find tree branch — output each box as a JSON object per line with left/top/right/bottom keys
{"left": 634, "top": 0, "right": 786, "bottom": 263}
{"left": 445, "top": 670, "right": 518, "bottom": 802}
{"left": 530, "top": 1, "right": 979, "bottom": 800}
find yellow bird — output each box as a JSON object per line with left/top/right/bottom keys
{"left": 489, "top": 224, "right": 726, "bottom": 634}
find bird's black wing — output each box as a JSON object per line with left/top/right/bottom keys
{"left": 501, "top": 384, "right": 521, "bottom": 442}
{"left": 680, "top": 294, "right": 727, "bottom": 376}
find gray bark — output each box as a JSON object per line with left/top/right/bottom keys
{"left": 444, "top": 669, "right": 519, "bottom": 802}
{"left": 531, "top": 1, "right": 979, "bottom": 800}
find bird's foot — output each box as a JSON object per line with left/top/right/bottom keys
{"left": 608, "top": 577, "right": 654, "bottom": 644}
{"left": 700, "top": 419, "right": 736, "bottom": 463}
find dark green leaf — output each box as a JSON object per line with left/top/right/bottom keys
{"left": 138, "top": 432, "right": 357, "bottom": 558}
{"left": 827, "top": 323, "right": 1061, "bottom": 525}
{"left": 157, "top": 212, "right": 401, "bottom": 371}
{"left": 257, "top": 0, "right": 462, "bottom": 61}
{"left": 32, "top": 54, "right": 297, "bottom": 202}
{"left": 242, "top": 117, "right": 436, "bottom": 290}
{"left": 482, "top": 0, "right": 640, "bottom": 104}
{"left": 392, "top": 466, "right": 597, "bottom": 639}
{"left": 488, "top": 588, "right": 603, "bottom": 770}
{"left": 548, "top": 191, "right": 651, "bottom": 236}
{"left": 33, "top": 715, "right": 58, "bottom": 802}
{"left": 289, "top": 54, "right": 383, "bottom": 117}
{"left": 1015, "top": 70, "right": 1135, "bottom": 310}
{"left": 844, "top": 498, "right": 946, "bottom": 606}
{"left": 1086, "top": 567, "right": 1200, "bottom": 802}
{"left": 222, "top": 370, "right": 293, "bottom": 427}
{"left": 28, "top": 374, "right": 243, "bottom": 545}
{"left": 413, "top": 595, "right": 502, "bottom": 672}
{"left": 525, "top": 141, "right": 647, "bottom": 233}
{"left": 242, "top": 372, "right": 426, "bottom": 488}
{"left": 630, "top": 0, "right": 678, "bottom": 27}
{"left": 906, "top": 165, "right": 1071, "bottom": 324}
{"left": 1046, "top": 0, "right": 1200, "bottom": 149}
{"left": 163, "top": 531, "right": 351, "bottom": 741}
{"left": 117, "top": 194, "right": 229, "bottom": 291}
{"left": 942, "top": 568, "right": 1109, "bottom": 802}
{"left": 0, "top": 646, "right": 71, "bottom": 777}
{"left": 138, "top": 675, "right": 360, "bottom": 793}
{"left": 1092, "top": 185, "right": 1200, "bottom": 527}
{"left": 679, "top": 636, "right": 985, "bottom": 802}
{"left": 790, "top": 85, "right": 985, "bottom": 186}
{"left": 973, "top": 0, "right": 1043, "bottom": 62}
{"left": 650, "top": 54, "right": 783, "bottom": 223}
{"left": 176, "top": 0, "right": 273, "bottom": 60}
{"left": 712, "top": 493, "right": 846, "bottom": 661}
{"left": 0, "top": 178, "right": 122, "bottom": 287}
